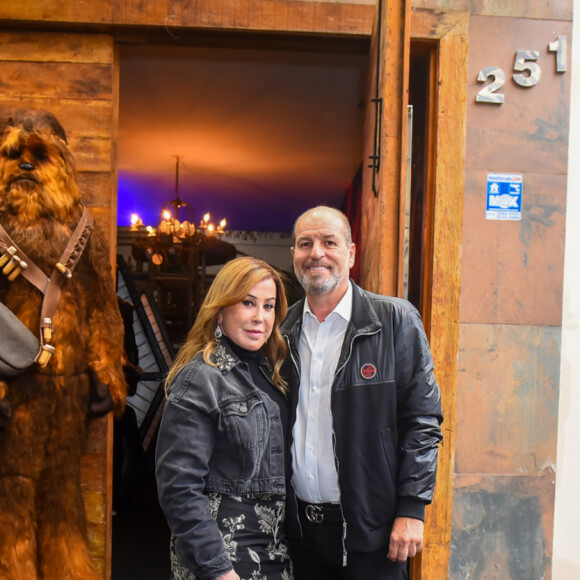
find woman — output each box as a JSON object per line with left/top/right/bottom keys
{"left": 156, "top": 256, "right": 293, "bottom": 580}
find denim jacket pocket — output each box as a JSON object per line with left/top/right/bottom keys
{"left": 219, "top": 394, "right": 267, "bottom": 479}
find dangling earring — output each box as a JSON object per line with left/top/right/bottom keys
{"left": 212, "top": 321, "right": 236, "bottom": 372}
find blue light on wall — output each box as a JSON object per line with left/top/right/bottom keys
{"left": 117, "top": 173, "right": 161, "bottom": 227}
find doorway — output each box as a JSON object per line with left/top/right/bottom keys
{"left": 110, "top": 8, "right": 467, "bottom": 578}
{"left": 112, "top": 34, "right": 370, "bottom": 579}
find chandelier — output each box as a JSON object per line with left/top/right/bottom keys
{"left": 130, "top": 156, "right": 226, "bottom": 266}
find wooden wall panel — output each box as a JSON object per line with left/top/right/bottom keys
{"left": 0, "top": 0, "right": 113, "bottom": 23}
{"left": 363, "top": 7, "right": 468, "bottom": 579}
{"left": 360, "top": 0, "right": 411, "bottom": 295}
{"left": 0, "top": 32, "right": 113, "bottom": 63}
{"left": 417, "top": 11, "right": 468, "bottom": 580}
{"left": 0, "top": 63, "right": 113, "bottom": 100}
{"left": 0, "top": 97, "right": 114, "bottom": 136}
{"left": 0, "top": 32, "right": 118, "bottom": 579}
{"left": 114, "top": 0, "right": 374, "bottom": 35}
{"left": 0, "top": 0, "right": 375, "bottom": 36}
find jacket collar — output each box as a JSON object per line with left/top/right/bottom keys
{"left": 349, "top": 281, "right": 382, "bottom": 336}
{"left": 210, "top": 336, "right": 272, "bottom": 376}
{"left": 282, "top": 280, "right": 382, "bottom": 345}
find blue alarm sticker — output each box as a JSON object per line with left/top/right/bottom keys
{"left": 486, "top": 173, "right": 523, "bottom": 221}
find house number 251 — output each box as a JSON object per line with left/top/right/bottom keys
{"left": 476, "top": 36, "right": 567, "bottom": 105}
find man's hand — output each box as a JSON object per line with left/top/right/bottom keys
{"left": 217, "top": 570, "right": 240, "bottom": 580}
{"left": 387, "top": 517, "right": 424, "bottom": 563}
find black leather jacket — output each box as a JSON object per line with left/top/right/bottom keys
{"left": 281, "top": 281, "right": 443, "bottom": 554}
{"left": 155, "top": 342, "right": 286, "bottom": 579}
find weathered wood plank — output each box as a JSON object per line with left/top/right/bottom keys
{"left": 81, "top": 453, "right": 108, "bottom": 493}
{"left": 113, "top": 0, "right": 374, "bottom": 34}
{"left": 0, "top": 0, "right": 113, "bottom": 23}
{"left": 0, "top": 98, "right": 114, "bottom": 137}
{"left": 68, "top": 137, "right": 113, "bottom": 172}
{"left": 360, "top": 0, "right": 410, "bottom": 295}
{"left": 0, "top": 31, "right": 117, "bottom": 579}
{"left": 0, "top": 32, "right": 113, "bottom": 63}
{"left": 0, "top": 62, "right": 113, "bottom": 100}
{"left": 0, "top": 0, "right": 374, "bottom": 36}
{"left": 77, "top": 172, "right": 116, "bottom": 206}
{"left": 362, "top": 8, "right": 467, "bottom": 578}
{"left": 89, "top": 205, "right": 115, "bottom": 240}
{"left": 419, "top": 9, "right": 467, "bottom": 580}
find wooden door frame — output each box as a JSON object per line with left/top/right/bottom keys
{"left": 359, "top": 5, "right": 467, "bottom": 578}
{"left": 406, "top": 8, "right": 468, "bottom": 580}
{"left": 0, "top": 3, "right": 467, "bottom": 578}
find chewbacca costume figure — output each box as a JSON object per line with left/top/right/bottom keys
{"left": 0, "top": 110, "right": 126, "bottom": 580}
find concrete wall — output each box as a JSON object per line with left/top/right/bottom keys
{"left": 444, "top": 4, "right": 572, "bottom": 579}
{"left": 553, "top": 0, "right": 580, "bottom": 576}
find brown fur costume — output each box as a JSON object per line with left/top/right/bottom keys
{"left": 0, "top": 110, "right": 126, "bottom": 580}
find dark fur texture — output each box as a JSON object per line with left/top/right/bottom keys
{"left": 0, "top": 109, "right": 126, "bottom": 580}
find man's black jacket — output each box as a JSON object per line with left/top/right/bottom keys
{"left": 281, "top": 281, "right": 443, "bottom": 554}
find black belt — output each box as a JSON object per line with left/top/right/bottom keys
{"left": 297, "top": 499, "right": 343, "bottom": 524}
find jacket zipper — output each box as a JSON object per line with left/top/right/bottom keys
{"left": 331, "top": 326, "right": 381, "bottom": 567}
{"left": 286, "top": 325, "right": 381, "bottom": 566}
{"left": 285, "top": 335, "right": 304, "bottom": 539}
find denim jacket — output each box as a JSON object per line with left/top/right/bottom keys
{"left": 155, "top": 342, "right": 286, "bottom": 580}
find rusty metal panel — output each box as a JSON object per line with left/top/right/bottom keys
{"left": 411, "top": 0, "right": 572, "bottom": 20}
{"left": 450, "top": 474, "right": 555, "bottom": 580}
{"left": 466, "top": 16, "right": 572, "bottom": 174}
{"left": 458, "top": 15, "right": 570, "bottom": 326}
{"left": 460, "top": 169, "right": 565, "bottom": 325}
{"left": 456, "top": 323, "right": 560, "bottom": 475}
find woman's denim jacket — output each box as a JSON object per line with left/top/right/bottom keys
{"left": 155, "top": 342, "right": 286, "bottom": 580}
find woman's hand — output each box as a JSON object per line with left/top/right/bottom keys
{"left": 217, "top": 571, "right": 240, "bottom": 580}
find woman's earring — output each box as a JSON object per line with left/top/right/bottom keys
{"left": 214, "top": 323, "right": 223, "bottom": 339}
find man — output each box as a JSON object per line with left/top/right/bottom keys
{"left": 281, "top": 206, "right": 443, "bottom": 580}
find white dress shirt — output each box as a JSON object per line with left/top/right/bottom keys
{"left": 291, "top": 282, "right": 353, "bottom": 503}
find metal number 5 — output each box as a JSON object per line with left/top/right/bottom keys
{"left": 513, "top": 50, "right": 541, "bottom": 87}
{"left": 476, "top": 66, "right": 505, "bottom": 104}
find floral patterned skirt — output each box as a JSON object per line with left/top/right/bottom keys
{"left": 170, "top": 492, "right": 293, "bottom": 580}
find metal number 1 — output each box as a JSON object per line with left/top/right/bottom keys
{"left": 549, "top": 36, "right": 568, "bottom": 72}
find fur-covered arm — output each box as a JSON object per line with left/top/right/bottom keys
{"left": 83, "top": 221, "right": 127, "bottom": 416}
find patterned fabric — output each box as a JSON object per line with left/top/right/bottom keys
{"left": 170, "top": 493, "right": 293, "bottom": 580}
{"left": 211, "top": 340, "right": 237, "bottom": 372}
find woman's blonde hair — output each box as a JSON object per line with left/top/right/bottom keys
{"left": 165, "top": 256, "right": 288, "bottom": 392}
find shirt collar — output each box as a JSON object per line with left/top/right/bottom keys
{"left": 302, "top": 280, "right": 353, "bottom": 323}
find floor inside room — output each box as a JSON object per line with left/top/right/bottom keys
{"left": 112, "top": 467, "right": 171, "bottom": 579}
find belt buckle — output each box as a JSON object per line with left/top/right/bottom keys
{"left": 305, "top": 504, "right": 324, "bottom": 524}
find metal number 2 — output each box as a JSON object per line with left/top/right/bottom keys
{"left": 476, "top": 66, "right": 505, "bottom": 104}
